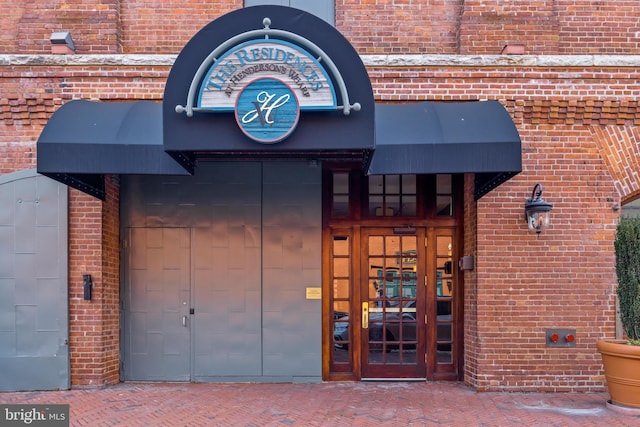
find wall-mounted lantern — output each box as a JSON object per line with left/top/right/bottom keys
{"left": 524, "top": 183, "right": 553, "bottom": 234}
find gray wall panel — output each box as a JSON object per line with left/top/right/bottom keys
{"left": 262, "top": 162, "right": 321, "bottom": 377}
{"left": 121, "top": 161, "right": 322, "bottom": 382}
{"left": 0, "top": 227, "right": 14, "bottom": 278}
{"left": 0, "top": 184, "right": 14, "bottom": 225}
{"left": 0, "top": 170, "right": 68, "bottom": 391}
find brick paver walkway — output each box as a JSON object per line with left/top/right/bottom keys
{"left": 1, "top": 382, "right": 638, "bottom": 426}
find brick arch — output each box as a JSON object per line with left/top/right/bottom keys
{"left": 590, "top": 126, "right": 640, "bottom": 204}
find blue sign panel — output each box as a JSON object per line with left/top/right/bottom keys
{"left": 234, "top": 78, "right": 300, "bottom": 144}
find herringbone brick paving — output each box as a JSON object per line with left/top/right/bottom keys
{"left": 1, "top": 382, "right": 638, "bottom": 426}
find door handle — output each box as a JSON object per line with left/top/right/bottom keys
{"left": 182, "top": 315, "right": 187, "bottom": 327}
{"left": 362, "top": 302, "right": 369, "bottom": 329}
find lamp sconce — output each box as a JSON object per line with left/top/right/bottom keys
{"left": 524, "top": 183, "right": 553, "bottom": 234}
{"left": 50, "top": 31, "right": 76, "bottom": 54}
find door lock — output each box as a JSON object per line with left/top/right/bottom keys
{"left": 362, "top": 302, "right": 369, "bottom": 329}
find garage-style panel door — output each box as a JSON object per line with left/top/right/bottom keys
{"left": 0, "top": 170, "right": 69, "bottom": 391}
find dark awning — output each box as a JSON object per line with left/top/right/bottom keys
{"left": 37, "top": 100, "right": 191, "bottom": 200}
{"left": 368, "top": 101, "right": 522, "bottom": 199}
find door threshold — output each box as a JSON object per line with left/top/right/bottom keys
{"left": 362, "top": 378, "right": 427, "bottom": 382}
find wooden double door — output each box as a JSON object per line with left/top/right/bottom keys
{"left": 328, "top": 226, "right": 459, "bottom": 381}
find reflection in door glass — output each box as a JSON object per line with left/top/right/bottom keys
{"left": 436, "top": 235, "right": 453, "bottom": 365}
{"left": 332, "top": 173, "right": 349, "bottom": 217}
{"left": 368, "top": 175, "right": 417, "bottom": 217}
{"left": 436, "top": 174, "right": 453, "bottom": 217}
{"left": 333, "top": 301, "right": 350, "bottom": 363}
{"left": 331, "top": 235, "right": 352, "bottom": 371}
{"left": 367, "top": 235, "right": 418, "bottom": 365}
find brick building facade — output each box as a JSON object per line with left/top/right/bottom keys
{"left": 1, "top": 1, "right": 639, "bottom": 391}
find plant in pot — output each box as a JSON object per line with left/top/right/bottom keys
{"left": 597, "top": 215, "right": 640, "bottom": 409}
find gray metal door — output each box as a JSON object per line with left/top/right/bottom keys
{"left": 0, "top": 170, "right": 69, "bottom": 391}
{"left": 123, "top": 227, "right": 191, "bottom": 381}
{"left": 121, "top": 162, "right": 321, "bottom": 382}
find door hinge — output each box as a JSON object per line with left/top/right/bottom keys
{"left": 424, "top": 314, "right": 428, "bottom": 325}
{"left": 424, "top": 276, "right": 427, "bottom": 287}
{"left": 424, "top": 353, "right": 428, "bottom": 364}
{"left": 424, "top": 238, "right": 428, "bottom": 247}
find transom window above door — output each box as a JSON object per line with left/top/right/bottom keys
{"left": 368, "top": 175, "right": 417, "bottom": 217}
{"left": 328, "top": 170, "right": 458, "bottom": 220}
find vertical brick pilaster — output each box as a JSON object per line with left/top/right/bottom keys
{"left": 463, "top": 174, "right": 479, "bottom": 387}
{"left": 68, "top": 177, "right": 120, "bottom": 387}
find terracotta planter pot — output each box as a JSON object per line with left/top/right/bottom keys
{"left": 597, "top": 339, "right": 640, "bottom": 409}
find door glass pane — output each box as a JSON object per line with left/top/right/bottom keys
{"left": 437, "top": 323, "right": 452, "bottom": 341}
{"left": 367, "top": 234, "right": 418, "bottom": 366}
{"left": 437, "top": 196, "right": 452, "bottom": 216}
{"left": 436, "top": 174, "right": 453, "bottom": 217}
{"left": 437, "top": 343, "right": 452, "bottom": 363}
{"left": 385, "top": 235, "right": 400, "bottom": 255}
{"left": 333, "top": 195, "right": 349, "bottom": 217}
{"left": 386, "top": 175, "right": 400, "bottom": 194}
{"left": 436, "top": 235, "right": 454, "bottom": 368}
{"left": 333, "top": 236, "right": 349, "bottom": 256}
{"left": 403, "top": 196, "right": 417, "bottom": 217}
{"left": 333, "top": 258, "right": 349, "bottom": 279}
{"left": 402, "top": 175, "right": 416, "bottom": 193}
{"left": 437, "top": 174, "right": 452, "bottom": 193}
{"left": 369, "top": 175, "right": 383, "bottom": 194}
{"left": 386, "top": 195, "right": 400, "bottom": 217}
{"left": 367, "top": 175, "right": 418, "bottom": 217}
{"left": 400, "top": 236, "right": 417, "bottom": 298}
{"left": 331, "top": 235, "right": 351, "bottom": 371}
{"left": 333, "top": 279, "right": 349, "bottom": 299}
{"left": 332, "top": 172, "right": 349, "bottom": 217}
{"left": 333, "top": 301, "right": 350, "bottom": 363}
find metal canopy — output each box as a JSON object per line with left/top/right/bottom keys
{"left": 368, "top": 101, "right": 522, "bottom": 199}
{"left": 37, "top": 100, "right": 191, "bottom": 200}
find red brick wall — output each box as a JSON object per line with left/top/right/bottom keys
{"left": 68, "top": 189, "right": 106, "bottom": 386}
{"left": 556, "top": 0, "right": 640, "bottom": 54}
{"left": 4, "top": 1, "right": 640, "bottom": 54}
{"left": 67, "top": 177, "right": 120, "bottom": 387}
{"left": 474, "top": 126, "right": 618, "bottom": 391}
{"left": 3, "top": 2, "right": 640, "bottom": 391}
{"left": 459, "top": 0, "right": 559, "bottom": 54}
{"left": 0, "top": 0, "right": 120, "bottom": 54}
{"left": 119, "top": 1, "right": 240, "bottom": 53}
{"left": 462, "top": 175, "right": 478, "bottom": 385}
{"left": 337, "top": 0, "right": 464, "bottom": 54}
{"left": 101, "top": 176, "right": 121, "bottom": 385}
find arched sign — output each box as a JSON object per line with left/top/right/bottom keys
{"left": 175, "top": 15, "right": 361, "bottom": 144}
{"left": 163, "top": 6, "right": 375, "bottom": 156}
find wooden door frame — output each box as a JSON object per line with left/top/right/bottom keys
{"left": 359, "top": 226, "right": 427, "bottom": 379}
{"left": 322, "top": 168, "right": 465, "bottom": 381}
